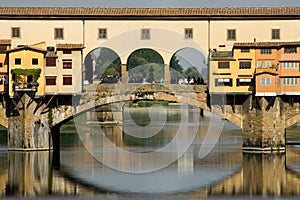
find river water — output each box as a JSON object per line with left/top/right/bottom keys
{"left": 1, "top": 104, "right": 300, "bottom": 199}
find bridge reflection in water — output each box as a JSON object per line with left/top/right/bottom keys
{"left": 1, "top": 107, "right": 300, "bottom": 198}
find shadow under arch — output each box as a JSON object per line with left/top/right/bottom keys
{"left": 170, "top": 47, "right": 207, "bottom": 85}
{"left": 83, "top": 47, "right": 121, "bottom": 85}
{"left": 126, "top": 48, "right": 164, "bottom": 83}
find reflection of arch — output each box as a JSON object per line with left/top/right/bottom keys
{"left": 170, "top": 47, "right": 207, "bottom": 85}
{"left": 126, "top": 48, "right": 164, "bottom": 83}
{"left": 84, "top": 47, "right": 121, "bottom": 84}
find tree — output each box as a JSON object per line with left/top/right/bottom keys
{"left": 170, "top": 55, "right": 184, "bottom": 74}
{"left": 94, "top": 48, "right": 121, "bottom": 78}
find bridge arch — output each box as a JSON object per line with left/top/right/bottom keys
{"left": 83, "top": 47, "right": 122, "bottom": 84}
{"left": 126, "top": 48, "right": 164, "bottom": 83}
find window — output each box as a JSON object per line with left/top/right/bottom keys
{"left": 63, "top": 50, "right": 72, "bottom": 54}
{"left": 257, "top": 61, "right": 263, "bottom": 68}
{"left": 15, "top": 58, "right": 21, "bottom": 65}
{"left": 46, "top": 77, "right": 56, "bottom": 85}
{"left": 218, "top": 62, "right": 230, "bottom": 69}
{"left": 141, "top": 29, "right": 150, "bottom": 40}
{"left": 236, "top": 78, "right": 252, "bottom": 86}
{"left": 284, "top": 47, "right": 297, "bottom": 54}
{"left": 215, "top": 78, "right": 232, "bottom": 87}
{"left": 98, "top": 28, "right": 107, "bottom": 39}
{"left": 241, "top": 48, "right": 250, "bottom": 53}
{"left": 265, "top": 61, "right": 272, "bottom": 68}
{"left": 0, "top": 63, "right": 2, "bottom": 68}
{"left": 11, "top": 27, "right": 20, "bottom": 38}
{"left": 54, "top": 28, "right": 64, "bottom": 39}
{"left": 46, "top": 57, "right": 56, "bottom": 66}
{"left": 63, "top": 76, "right": 72, "bottom": 85}
{"left": 227, "top": 29, "right": 236, "bottom": 40}
{"left": 276, "top": 78, "right": 280, "bottom": 86}
{"left": 32, "top": 58, "right": 38, "bottom": 65}
{"left": 184, "top": 28, "right": 193, "bottom": 39}
{"left": 260, "top": 77, "right": 271, "bottom": 86}
{"left": 282, "top": 62, "right": 298, "bottom": 69}
{"left": 283, "top": 78, "right": 298, "bottom": 86}
{"left": 271, "top": 29, "right": 280, "bottom": 40}
{"left": 0, "top": 46, "right": 6, "bottom": 54}
{"left": 63, "top": 60, "right": 72, "bottom": 69}
{"left": 239, "top": 62, "right": 251, "bottom": 69}
{"left": 260, "top": 48, "right": 272, "bottom": 55}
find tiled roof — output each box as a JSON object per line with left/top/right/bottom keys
{"left": 56, "top": 43, "right": 84, "bottom": 50}
{"left": 7, "top": 45, "right": 47, "bottom": 53}
{"left": 0, "top": 7, "right": 300, "bottom": 19}
{"left": 0, "top": 39, "right": 11, "bottom": 45}
{"left": 234, "top": 41, "right": 300, "bottom": 48}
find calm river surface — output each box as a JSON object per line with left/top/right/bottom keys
{"left": 1, "top": 104, "right": 300, "bottom": 199}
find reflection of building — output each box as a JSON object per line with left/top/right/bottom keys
{"left": 0, "top": 39, "right": 11, "bottom": 94}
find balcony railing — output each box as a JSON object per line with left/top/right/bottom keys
{"left": 13, "top": 81, "right": 38, "bottom": 92}
{"left": 279, "top": 53, "right": 300, "bottom": 61}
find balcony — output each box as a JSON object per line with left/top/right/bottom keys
{"left": 211, "top": 51, "right": 233, "bottom": 60}
{"left": 279, "top": 53, "right": 300, "bottom": 61}
{"left": 14, "top": 81, "right": 38, "bottom": 92}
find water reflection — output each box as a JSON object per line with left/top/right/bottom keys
{"left": 1, "top": 106, "right": 300, "bottom": 198}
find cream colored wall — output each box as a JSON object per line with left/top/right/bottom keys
{"left": 210, "top": 20, "right": 300, "bottom": 51}
{"left": 0, "top": 20, "right": 83, "bottom": 48}
{"left": 8, "top": 50, "right": 45, "bottom": 97}
{"left": 83, "top": 20, "right": 209, "bottom": 64}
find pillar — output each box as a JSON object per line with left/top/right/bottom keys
{"left": 242, "top": 95, "right": 285, "bottom": 151}
{"left": 7, "top": 93, "right": 53, "bottom": 151}
{"left": 121, "top": 64, "right": 128, "bottom": 84}
{"left": 164, "top": 64, "right": 170, "bottom": 84}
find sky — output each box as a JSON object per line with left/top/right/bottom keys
{"left": 1, "top": 0, "right": 300, "bottom": 8}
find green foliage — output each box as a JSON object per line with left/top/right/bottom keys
{"left": 11, "top": 68, "right": 42, "bottom": 82}
{"left": 137, "top": 100, "right": 169, "bottom": 107}
{"left": 94, "top": 48, "right": 121, "bottom": 77}
{"left": 170, "top": 55, "right": 184, "bottom": 74}
{"left": 183, "top": 66, "right": 202, "bottom": 78}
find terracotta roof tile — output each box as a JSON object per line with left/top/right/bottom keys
{"left": 0, "top": 39, "right": 11, "bottom": 45}
{"left": 56, "top": 43, "right": 84, "bottom": 50}
{"left": 7, "top": 45, "right": 46, "bottom": 53}
{"left": 0, "top": 7, "right": 300, "bottom": 18}
{"left": 234, "top": 41, "right": 300, "bottom": 48}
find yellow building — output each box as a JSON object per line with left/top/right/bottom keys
{"left": 209, "top": 44, "right": 256, "bottom": 94}
{"left": 7, "top": 44, "right": 47, "bottom": 97}
{"left": 0, "top": 39, "right": 11, "bottom": 93}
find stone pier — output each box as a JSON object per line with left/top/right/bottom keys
{"left": 242, "top": 96, "right": 285, "bottom": 151}
{"left": 7, "top": 93, "right": 52, "bottom": 151}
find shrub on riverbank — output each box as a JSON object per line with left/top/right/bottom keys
{"left": 132, "top": 100, "right": 169, "bottom": 107}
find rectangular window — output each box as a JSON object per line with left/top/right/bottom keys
{"left": 15, "top": 58, "right": 21, "bottom": 65}
{"left": 227, "top": 29, "right": 236, "bottom": 40}
{"left": 276, "top": 78, "right": 280, "bottom": 86}
{"left": 241, "top": 48, "right": 250, "bottom": 53}
{"left": 32, "top": 58, "right": 38, "bottom": 65}
{"left": 271, "top": 29, "right": 280, "bottom": 40}
{"left": 54, "top": 28, "right": 64, "bottom": 39}
{"left": 62, "top": 60, "right": 72, "bottom": 69}
{"left": 260, "top": 48, "right": 272, "bottom": 55}
{"left": 0, "top": 63, "right": 2, "bottom": 67}
{"left": 239, "top": 62, "right": 251, "bottom": 69}
{"left": 236, "top": 78, "right": 252, "bottom": 86}
{"left": 283, "top": 78, "right": 298, "bottom": 86}
{"left": 218, "top": 62, "right": 230, "bottom": 69}
{"left": 0, "top": 46, "right": 6, "bottom": 54}
{"left": 98, "top": 28, "right": 107, "bottom": 39}
{"left": 265, "top": 61, "right": 272, "bottom": 68}
{"left": 260, "top": 77, "right": 271, "bottom": 86}
{"left": 11, "top": 27, "right": 20, "bottom": 38}
{"left": 141, "top": 29, "right": 150, "bottom": 40}
{"left": 45, "top": 77, "right": 57, "bottom": 85}
{"left": 63, "top": 50, "right": 72, "bottom": 54}
{"left": 282, "top": 62, "right": 298, "bottom": 69}
{"left": 284, "top": 47, "right": 297, "bottom": 54}
{"left": 63, "top": 76, "right": 72, "bottom": 85}
{"left": 46, "top": 57, "right": 56, "bottom": 66}
{"left": 215, "top": 78, "right": 232, "bottom": 87}
{"left": 257, "top": 61, "right": 263, "bottom": 68}
{"left": 184, "top": 28, "right": 193, "bottom": 39}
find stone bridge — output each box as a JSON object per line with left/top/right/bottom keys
{"left": 4, "top": 83, "right": 300, "bottom": 151}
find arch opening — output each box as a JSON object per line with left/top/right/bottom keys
{"left": 169, "top": 47, "right": 207, "bottom": 85}
{"left": 127, "top": 48, "right": 164, "bottom": 84}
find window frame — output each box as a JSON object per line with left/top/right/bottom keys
{"left": 98, "top": 28, "right": 107, "bottom": 39}
{"left": 218, "top": 61, "right": 230, "bottom": 69}
{"left": 54, "top": 28, "right": 64, "bottom": 40}
{"left": 11, "top": 27, "right": 20, "bottom": 38}
{"left": 62, "top": 59, "right": 72, "bottom": 69}
{"left": 63, "top": 76, "right": 72, "bottom": 85}
{"left": 15, "top": 58, "right": 21, "bottom": 65}
{"left": 32, "top": 58, "right": 38, "bottom": 65}
{"left": 271, "top": 29, "right": 280, "bottom": 40}
{"left": 227, "top": 29, "right": 236, "bottom": 41}
{"left": 284, "top": 47, "right": 297, "bottom": 54}
{"left": 260, "top": 77, "right": 271, "bottom": 86}
{"left": 260, "top": 48, "right": 272, "bottom": 55}
{"left": 141, "top": 28, "right": 150, "bottom": 40}
{"left": 184, "top": 28, "right": 193, "bottom": 39}
{"left": 239, "top": 61, "right": 251, "bottom": 69}
{"left": 46, "top": 57, "right": 56, "bottom": 67}
{"left": 241, "top": 48, "right": 250, "bottom": 53}
{"left": 45, "top": 76, "right": 57, "bottom": 86}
